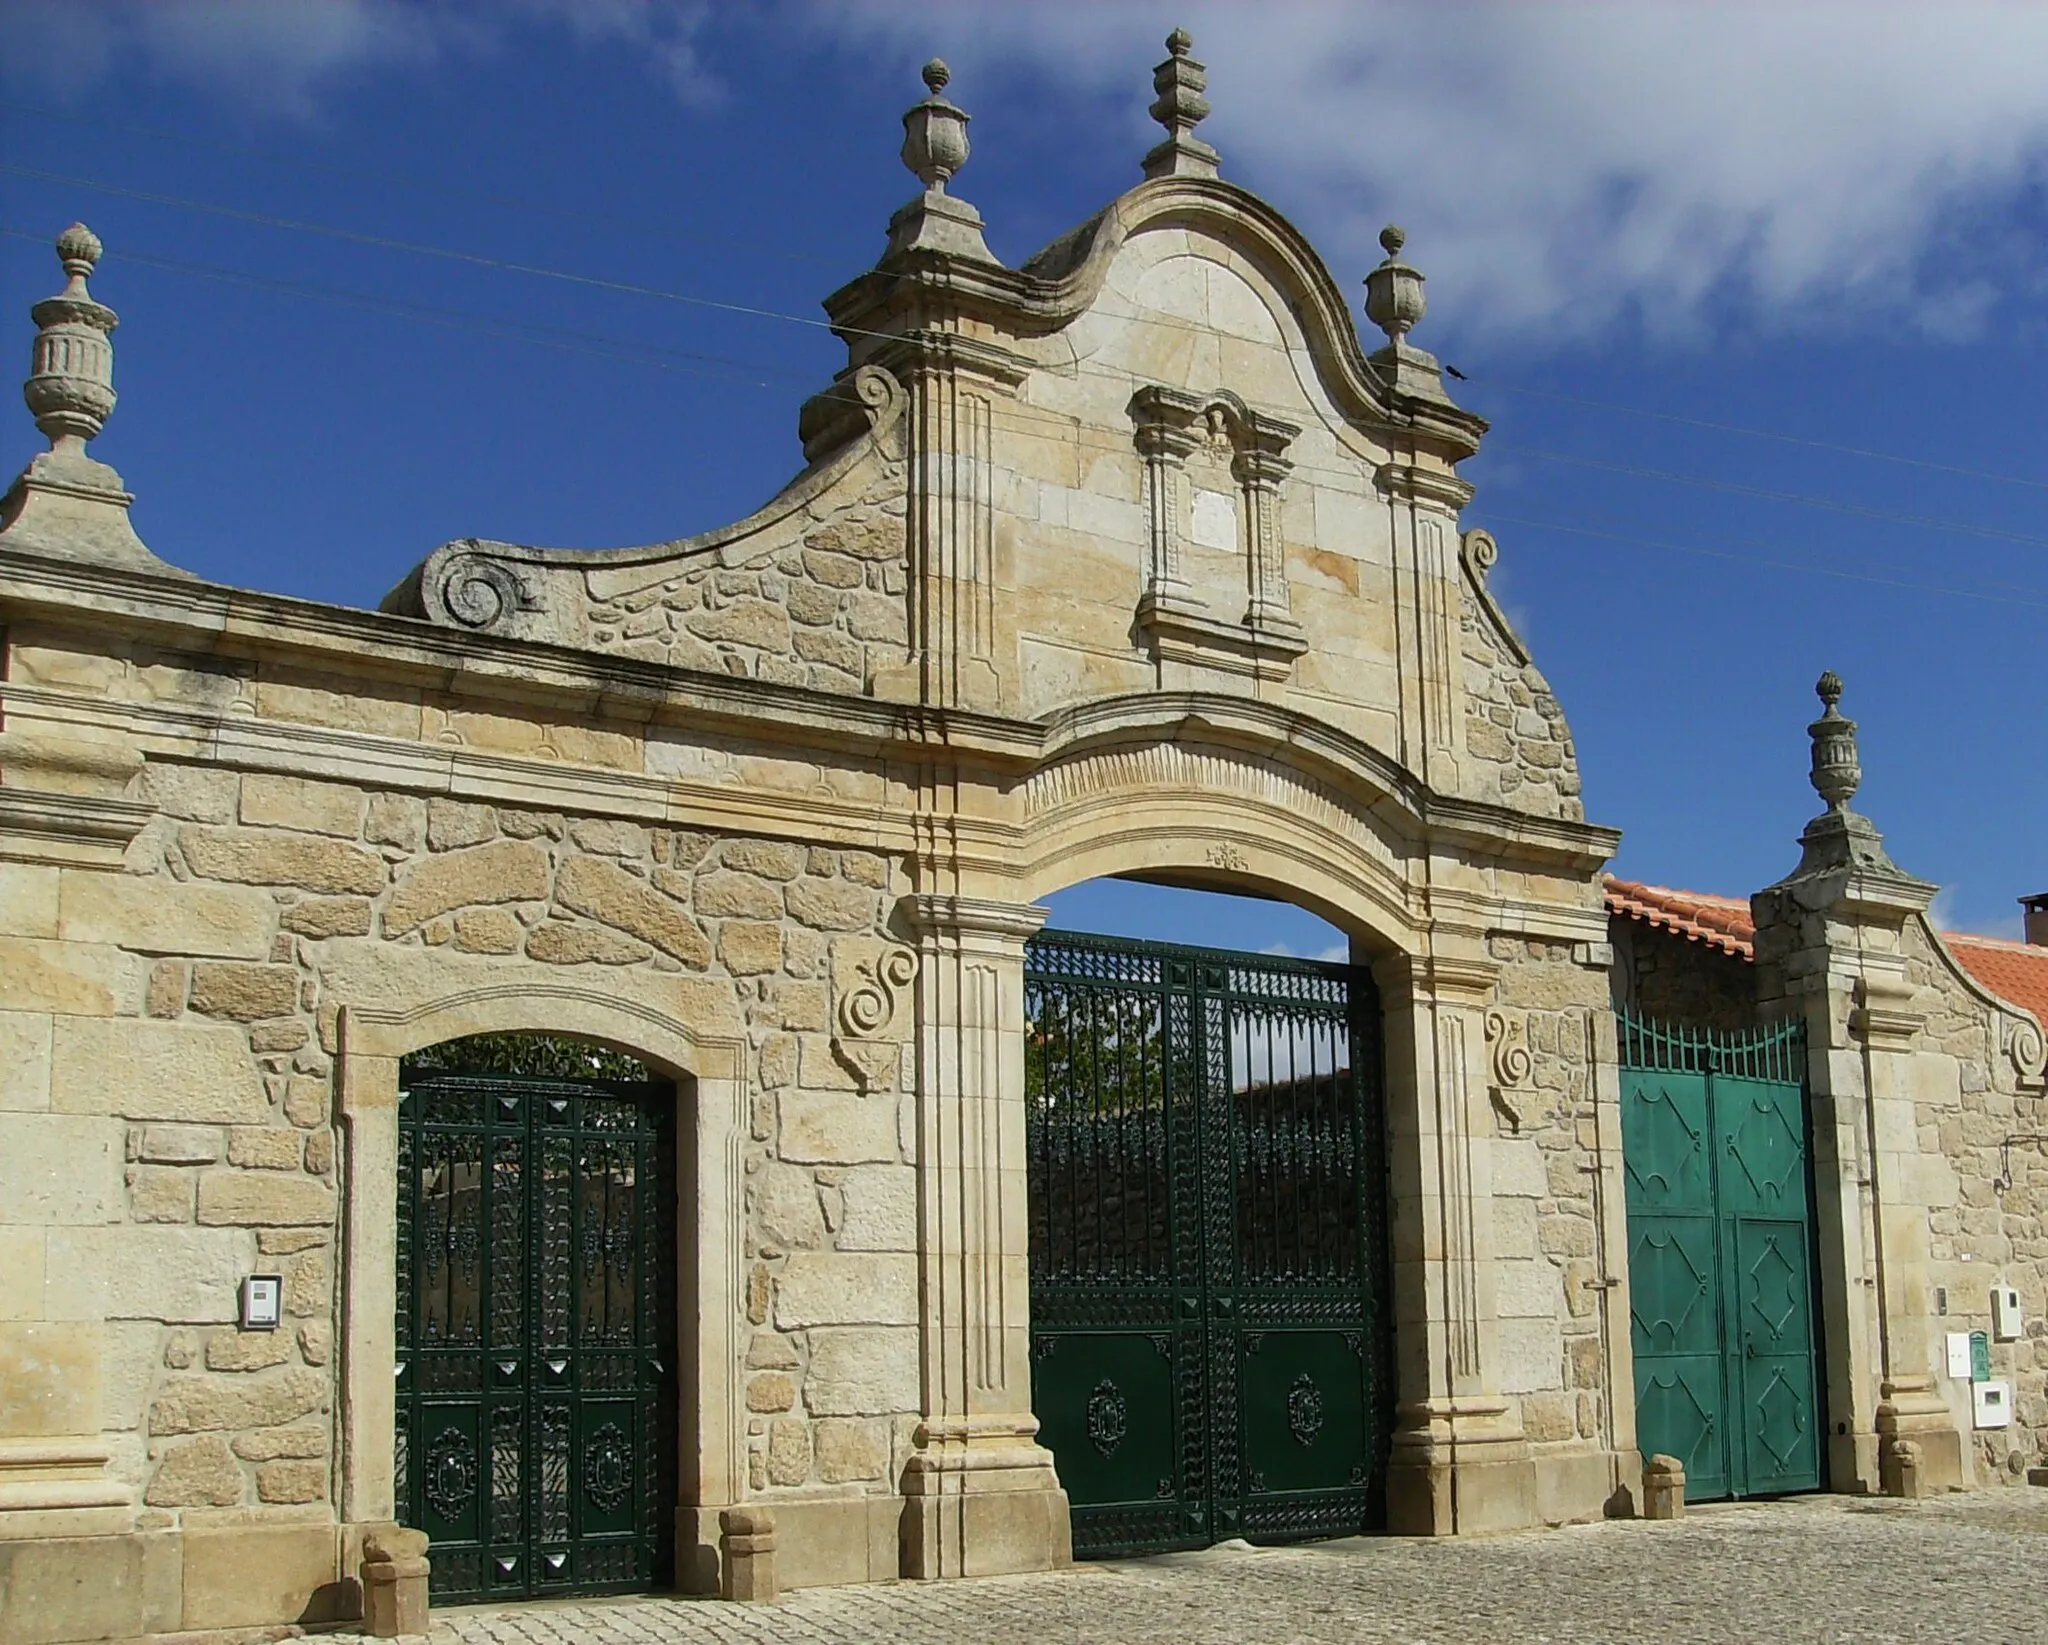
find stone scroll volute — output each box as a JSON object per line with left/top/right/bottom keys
{"left": 831, "top": 937, "right": 918, "bottom": 1089}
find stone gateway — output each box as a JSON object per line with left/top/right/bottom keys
{"left": 0, "top": 34, "right": 2041, "bottom": 1645}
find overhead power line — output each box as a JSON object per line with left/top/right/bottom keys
{"left": 1484, "top": 512, "right": 2048, "bottom": 613}
{"left": 5, "top": 174, "right": 2046, "bottom": 611}
{"left": 1491, "top": 384, "right": 2048, "bottom": 494}
{"left": 0, "top": 98, "right": 848, "bottom": 271}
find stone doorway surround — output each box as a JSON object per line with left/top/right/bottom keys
{"left": 334, "top": 986, "right": 747, "bottom": 1594}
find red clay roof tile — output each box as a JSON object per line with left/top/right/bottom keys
{"left": 1602, "top": 875, "right": 2048, "bottom": 1025}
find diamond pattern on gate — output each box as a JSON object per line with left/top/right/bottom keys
{"left": 1727, "top": 1097, "right": 1800, "bottom": 1203}
{"left": 1745, "top": 1234, "right": 1801, "bottom": 1343}
{"left": 1628, "top": 1228, "right": 1709, "bottom": 1347}
{"left": 1622, "top": 1082, "right": 1703, "bottom": 1199}
{"left": 1752, "top": 1368, "right": 1808, "bottom": 1467}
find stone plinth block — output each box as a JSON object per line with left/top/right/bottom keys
{"left": 361, "top": 1525, "right": 430, "bottom": 1637}
{"left": 1643, "top": 1454, "right": 1685, "bottom": 1521}
{"left": 720, "top": 1505, "right": 778, "bottom": 1603}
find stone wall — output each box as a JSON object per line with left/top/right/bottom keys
{"left": 581, "top": 474, "right": 909, "bottom": 692}
{"left": 1459, "top": 581, "right": 1583, "bottom": 823}
{"left": 1, "top": 747, "right": 920, "bottom": 1527}
{"left": 1898, "top": 918, "right": 2048, "bottom": 1478}
{"left": 1607, "top": 916, "right": 1758, "bottom": 1031}
{"left": 1484, "top": 936, "right": 1615, "bottom": 1513}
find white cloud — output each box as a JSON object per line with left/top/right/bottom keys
{"left": 3, "top": 0, "right": 716, "bottom": 118}
{"left": 812, "top": 1, "right": 2048, "bottom": 348}
{"left": 19, "top": 2, "right": 2048, "bottom": 346}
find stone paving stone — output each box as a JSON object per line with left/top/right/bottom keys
{"left": 339, "top": 1491, "right": 2048, "bottom": 1645}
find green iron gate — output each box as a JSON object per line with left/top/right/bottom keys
{"left": 396, "top": 1035, "right": 677, "bottom": 1603}
{"left": 1024, "top": 931, "right": 1391, "bottom": 1558}
{"left": 1619, "top": 1012, "right": 1823, "bottom": 1500}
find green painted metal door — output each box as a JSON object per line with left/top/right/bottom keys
{"left": 1620, "top": 1016, "right": 1822, "bottom": 1500}
{"left": 1024, "top": 933, "right": 1390, "bottom": 1558}
{"left": 396, "top": 1035, "right": 677, "bottom": 1602}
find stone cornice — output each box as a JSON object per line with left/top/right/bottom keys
{"left": 0, "top": 786, "right": 152, "bottom": 869}
{"left": 0, "top": 550, "right": 1041, "bottom": 770}
{"left": 823, "top": 175, "right": 1489, "bottom": 464}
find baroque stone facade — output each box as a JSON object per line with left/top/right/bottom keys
{"left": 1, "top": 33, "right": 2036, "bottom": 1645}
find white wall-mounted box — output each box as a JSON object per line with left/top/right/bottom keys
{"left": 1991, "top": 1285, "right": 2023, "bottom": 1342}
{"left": 1973, "top": 1379, "right": 2013, "bottom": 1430}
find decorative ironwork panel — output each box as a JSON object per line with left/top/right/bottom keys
{"left": 1620, "top": 1012, "right": 1821, "bottom": 1502}
{"left": 396, "top": 1034, "right": 676, "bottom": 1603}
{"left": 1027, "top": 931, "right": 1389, "bottom": 1559}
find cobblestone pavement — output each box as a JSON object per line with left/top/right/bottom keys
{"left": 370, "top": 1491, "right": 2048, "bottom": 1645}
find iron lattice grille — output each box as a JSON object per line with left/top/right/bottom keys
{"left": 396, "top": 1037, "right": 677, "bottom": 1603}
{"left": 1024, "top": 930, "right": 1390, "bottom": 1559}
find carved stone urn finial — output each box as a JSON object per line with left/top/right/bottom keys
{"left": 1142, "top": 27, "right": 1220, "bottom": 179}
{"left": 901, "top": 57, "right": 970, "bottom": 194}
{"left": 882, "top": 56, "right": 998, "bottom": 264}
{"left": 1364, "top": 224, "right": 1427, "bottom": 345}
{"left": 1, "top": 221, "right": 182, "bottom": 571}
{"left": 25, "top": 221, "right": 118, "bottom": 455}
{"left": 1809, "top": 669, "right": 1862, "bottom": 812}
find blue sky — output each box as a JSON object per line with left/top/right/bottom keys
{"left": 3, "top": 1, "right": 2044, "bottom": 954}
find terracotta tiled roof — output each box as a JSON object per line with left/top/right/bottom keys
{"left": 1603, "top": 877, "right": 1756, "bottom": 958}
{"left": 1602, "top": 875, "right": 2048, "bottom": 1025}
{"left": 1944, "top": 933, "right": 2048, "bottom": 1026}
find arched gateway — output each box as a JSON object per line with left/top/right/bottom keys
{"left": 3, "top": 32, "right": 1745, "bottom": 1635}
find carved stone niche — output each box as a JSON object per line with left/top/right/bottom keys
{"left": 1128, "top": 386, "right": 1306, "bottom": 684}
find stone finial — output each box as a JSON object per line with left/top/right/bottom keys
{"left": 901, "top": 59, "right": 970, "bottom": 192}
{"left": 1364, "top": 225, "right": 1427, "bottom": 344}
{"left": 0, "top": 222, "right": 181, "bottom": 573}
{"left": 1142, "top": 28, "right": 1220, "bottom": 180}
{"left": 884, "top": 58, "right": 997, "bottom": 264}
{"left": 1808, "top": 670, "right": 1861, "bottom": 811}
{"left": 1361, "top": 224, "right": 1459, "bottom": 406}
{"left": 25, "top": 222, "right": 118, "bottom": 454}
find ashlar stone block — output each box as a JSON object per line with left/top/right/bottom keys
{"left": 804, "top": 1327, "right": 919, "bottom": 1416}
{"left": 57, "top": 873, "right": 275, "bottom": 959}
{"left": 773, "top": 1253, "right": 917, "bottom": 1329}
{"left": 0, "top": 1012, "right": 53, "bottom": 1111}
{"left": 777, "top": 1089, "right": 900, "bottom": 1164}
{"left": 384, "top": 840, "right": 550, "bottom": 936}
{"left": 0, "top": 1112, "right": 122, "bottom": 1224}
{"left": 52, "top": 1020, "right": 268, "bottom": 1124}
{"left": 195, "top": 1170, "right": 335, "bottom": 1228}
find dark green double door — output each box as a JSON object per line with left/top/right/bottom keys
{"left": 396, "top": 1037, "right": 676, "bottom": 1602}
{"left": 1620, "top": 1016, "right": 1822, "bottom": 1500}
{"left": 1024, "top": 932, "right": 1390, "bottom": 1558}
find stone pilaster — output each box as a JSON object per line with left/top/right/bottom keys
{"left": 898, "top": 895, "right": 1071, "bottom": 1580}
{"left": 1377, "top": 464, "right": 1473, "bottom": 794}
{"left": 1751, "top": 674, "right": 1965, "bottom": 1495}
{"left": 1375, "top": 945, "right": 1537, "bottom": 1533}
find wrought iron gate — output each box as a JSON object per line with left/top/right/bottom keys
{"left": 1619, "top": 1012, "right": 1822, "bottom": 1500}
{"left": 396, "top": 1035, "right": 677, "bottom": 1602}
{"left": 1024, "top": 931, "right": 1390, "bottom": 1559}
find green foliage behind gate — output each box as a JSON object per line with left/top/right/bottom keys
{"left": 1620, "top": 1012, "right": 1823, "bottom": 1501}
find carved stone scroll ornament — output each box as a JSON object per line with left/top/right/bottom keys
{"left": 1459, "top": 528, "right": 1530, "bottom": 668}
{"left": 2008, "top": 1014, "right": 2046, "bottom": 1084}
{"left": 1484, "top": 1007, "right": 1533, "bottom": 1133}
{"left": 428, "top": 548, "right": 539, "bottom": 631}
{"left": 838, "top": 945, "right": 919, "bottom": 1038}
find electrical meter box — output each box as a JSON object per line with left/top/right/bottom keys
{"left": 1991, "top": 1285, "right": 2023, "bottom": 1341}
{"left": 1973, "top": 1379, "right": 2013, "bottom": 1429}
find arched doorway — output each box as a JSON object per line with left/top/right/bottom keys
{"left": 1022, "top": 882, "right": 1393, "bottom": 1557}
{"left": 393, "top": 1033, "right": 679, "bottom": 1602}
